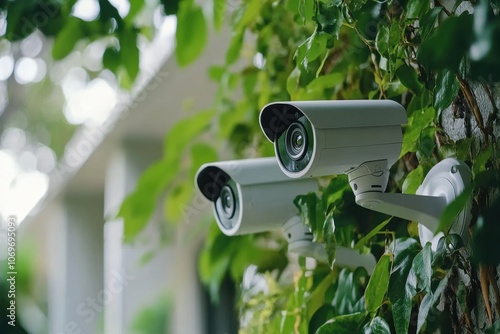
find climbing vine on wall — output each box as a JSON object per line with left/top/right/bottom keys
{"left": 115, "top": 0, "right": 500, "bottom": 333}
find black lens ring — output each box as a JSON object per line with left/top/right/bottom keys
{"left": 219, "top": 185, "right": 235, "bottom": 219}
{"left": 285, "top": 122, "right": 307, "bottom": 160}
{"left": 215, "top": 180, "right": 240, "bottom": 231}
{"left": 276, "top": 114, "right": 314, "bottom": 174}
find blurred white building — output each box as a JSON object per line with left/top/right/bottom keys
{"left": 17, "top": 25, "right": 238, "bottom": 334}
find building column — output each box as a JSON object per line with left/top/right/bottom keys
{"left": 48, "top": 192, "right": 104, "bottom": 334}
{"left": 104, "top": 138, "right": 185, "bottom": 334}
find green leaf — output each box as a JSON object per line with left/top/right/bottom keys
{"left": 418, "top": 127, "right": 437, "bottom": 158}
{"left": 298, "top": 0, "right": 315, "bottom": 24}
{"left": 388, "top": 21, "right": 401, "bottom": 54}
{"left": 390, "top": 243, "right": 433, "bottom": 333}
{"left": 354, "top": 1, "right": 383, "bottom": 40}
{"left": 354, "top": 218, "right": 391, "bottom": 251}
{"left": 396, "top": 63, "right": 422, "bottom": 96}
{"left": 160, "top": 0, "right": 180, "bottom": 15}
{"left": 164, "top": 182, "right": 193, "bottom": 222}
{"left": 323, "top": 212, "right": 336, "bottom": 267}
{"left": 52, "top": 17, "right": 84, "bottom": 59}
{"left": 103, "top": 46, "right": 121, "bottom": 75}
{"left": 407, "top": 90, "right": 432, "bottom": 114}
{"left": 213, "top": 0, "right": 225, "bottom": 30}
{"left": 315, "top": 312, "right": 368, "bottom": 334}
{"left": 406, "top": 0, "right": 430, "bottom": 20}
{"left": 198, "top": 243, "right": 231, "bottom": 301}
{"left": 234, "top": 0, "right": 263, "bottom": 32}
{"left": 417, "top": 14, "right": 473, "bottom": 72}
{"left": 435, "top": 169, "right": 500, "bottom": 240}
{"left": 189, "top": 143, "right": 217, "bottom": 179}
{"left": 366, "top": 316, "right": 391, "bottom": 334}
{"left": 175, "top": 1, "right": 208, "bottom": 66}
{"left": 119, "top": 111, "right": 214, "bottom": 242}
{"left": 417, "top": 270, "right": 450, "bottom": 332}
{"left": 331, "top": 269, "right": 367, "bottom": 315}
{"left": 436, "top": 184, "right": 473, "bottom": 235}
{"left": 119, "top": 28, "right": 140, "bottom": 81}
{"left": 4, "top": 1, "right": 31, "bottom": 40}
{"left": 125, "top": 0, "right": 144, "bottom": 23}
{"left": 208, "top": 65, "right": 226, "bottom": 82}
{"left": 309, "top": 305, "right": 336, "bottom": 334}
{"left": 402, "top": 165, "right": 425, "bottom": 195}
{"left": 315, "top": 0, "right": 343, "bottom": 37}
{"left": 375, "top": 25, "right": 389, "bottom": 57}
{"left": 472, "top": 147, "right": 493, "bottom": 177}
{"left": 295, "top": 72, "right": 344, "bottom": 100}
{"left": 163, "top": 110, "right": 215, "bottom": 159}
{"left": 411, "top": 242, "right": 432, "bottom": 294}
{"left": 433, "top": 69, "right": 459, "bottom": 117}
{"left": 365, "top": 253, "right": 392, "bottom": 313}
{"left": 306, "top": 272, "right": 335, "bottom": 320}
{"left": 98, "top": 0, "right": 122, "bottom": 23}
{"left": 294, "top": 192, "right": 324, "bottom": 240}
{"left": 401, "top": 107, "right": 435, "bottom": 157}
{"left": 419, "top": 7, "right": 442, "bottom": 41}
{"left": 387, "top": 238, "right": 421, "bottom": 334}
{"left": 131, "top": 295, "right": 171, "bottom": 334}
{"left": 299, "top": 30, "right": 331, "bottom": 71}
{"left": 417, "top": 290, "right": 433, "bottom": 333}
{"left": 229, "top": 243, "right": 287, "bottom": 282}
{"left": 225, "top": 30, "right": 244, "bottom": 65}
{"left": 120, "top": 158, "right": 179, "bottom": 243}
{"left": 322, "top": 175, "right": 350, "bottom": 211}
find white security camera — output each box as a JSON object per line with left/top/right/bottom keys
{"left": 259, "top": 100, "right": 407, "bottom": 178}
{"left": 259, "top": 99, "right": 472, "bottom": 250}
{"left": 195, "top": 157, "right": 377, "bottom": 272}
{"left": 195, "top": 157, "right": 318, "bottom": 236}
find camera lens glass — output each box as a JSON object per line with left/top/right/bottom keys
{"left": 215, "top": 180, "right": 239, "bottom": 231}
{"left": 220, "top": 185, "right": 235, "bottom": 219}
{"left": 276, "top": 113, "right": 314, "bottom": 174}
{"left": 285, "top": 122, "right": 307, "bottom": 160}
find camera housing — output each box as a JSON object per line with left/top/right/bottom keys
{"left": 259, "top": 100, "right": 407, "bottom": 178}
{"left": 195, "top": 157, "right": 318, "bottom": 236}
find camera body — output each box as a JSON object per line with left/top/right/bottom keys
{"left": 259, "top": 100, "right": 407, "bottom": 178}
{"left": 195, "top": 157, "right": 318, "bottom": 236}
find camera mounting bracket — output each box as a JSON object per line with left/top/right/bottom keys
{"left": 349, "top": 158, "right": 471, "bottom": 248}
{"left": 282, "top": 216, "right": 376, "bottom": 273}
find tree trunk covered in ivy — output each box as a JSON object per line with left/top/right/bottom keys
{"left": 3, "top": 0, "right": 500, "bottom": 333}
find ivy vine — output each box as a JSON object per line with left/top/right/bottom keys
{"left": 118, "top": 0, "right": 500, "bottom": 333}
{"left": 4, "top": 0, "right": 500, "bottom": 332}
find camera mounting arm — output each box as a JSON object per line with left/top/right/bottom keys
{"left": 282, "top": 216, "right": 377, "bottom": 273}
{"left": 347, "top": 159, "right": 471, "bottom": 247}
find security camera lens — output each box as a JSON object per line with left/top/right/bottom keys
{"left": 276, "top": 114, "right": 314, "bottom": 174}
{"left": 220, "top": 185, "right": 235, "bottom": 219}
{"left": 215, "top": 180, "right": 239, "bottom": 231}
{"left": 285, "top": 122, "right": 307, "bottom": 160}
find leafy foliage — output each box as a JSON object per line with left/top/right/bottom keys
{"left": 120, "top": 0, "right": 499, "bottom": 332}
{"left": 4, "top": 0, "right": 500, "bottom": 333}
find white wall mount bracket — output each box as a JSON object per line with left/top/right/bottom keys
{"left": 282, "top": 216, "right": 377, "bottom": 273}
{"left": 348, "top": 158, "right": 472, "bottom": 249}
